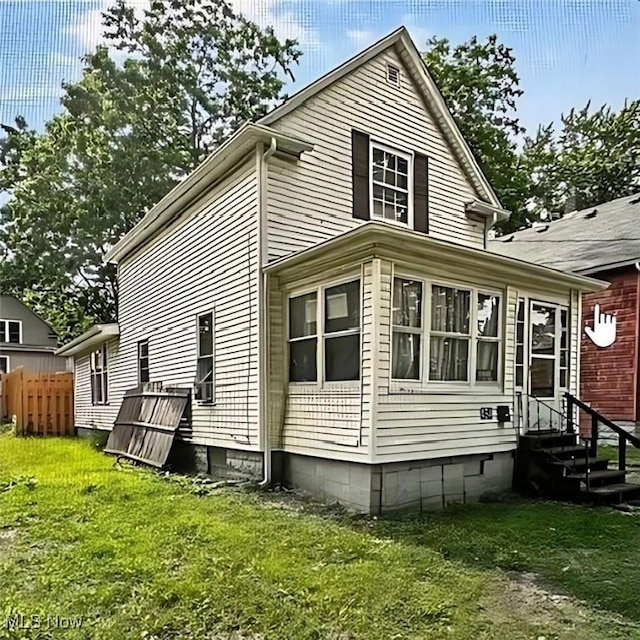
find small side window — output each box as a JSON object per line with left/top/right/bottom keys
{"left": 196, "top": 312, "right": 214, "bottom": 403}
{"left": 138, "top": 340, "right": 150, "bottom": 384}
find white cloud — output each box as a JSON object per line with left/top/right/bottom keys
{"left": 65, "top": 0, "right": 149, "bottom": 54}
{"left": 67, "top": 0, "right": 320, "bottom": 57}
{"left": 346, "top": 29, "right": 378, "bottom": 48}
{"left": 228, "top": 0, "right": 320, "bottom": 49}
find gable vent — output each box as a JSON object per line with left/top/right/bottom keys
{"left": 386, "top": 63, "right": 400, "bottom": 86}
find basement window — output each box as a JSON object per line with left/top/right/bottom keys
{"left": 386, "top": 63, "right": 400, "bottom": 86}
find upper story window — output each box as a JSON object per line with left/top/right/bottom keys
{"left": 90, "top": 344, "right": 108, "bottom": 405}
{"left": 371, "top": 144, "right": 411, "bottom": 225}
{"left": 0, "top": 320, "right": 21, "bottom": 344}
{"left": 352, "top": 130, "right": 428, "bottom": 233}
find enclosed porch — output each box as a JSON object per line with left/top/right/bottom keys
{"left": 264, "top": 222, "right": 605, "bottom": 512}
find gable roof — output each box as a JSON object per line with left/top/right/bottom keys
{"left": 0, "top": 294, "right": 57, "bottom": 337}
{"left": 259, "top": 26, "right": 507, "bottom": 216}
{"left": 489, "top": 193, "right": 640, "bottom": 275}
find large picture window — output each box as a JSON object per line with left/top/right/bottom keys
{"left": 288, "top": 279, "right": 361, "bottom": 384}
{"left": 370, "top": 143, "right": 411, "bottom": 225}
{"left": 391, "top": 277, "right": 503, "bottom": 386}
{"left": 90, "top": 344, "right": 108, "bottom": 405}
{"left": 196, "top": 311, "right": 214, "bottom": 403}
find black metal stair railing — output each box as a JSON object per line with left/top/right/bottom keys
{"left": 516, "top": 391, "right": 593, "bottom": 488}
{"left": 564, "top": 392, "right": 640, "bottom": 474}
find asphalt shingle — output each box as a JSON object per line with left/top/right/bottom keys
{"left": 489, "top": 194, "right": 640, "bottom": 274}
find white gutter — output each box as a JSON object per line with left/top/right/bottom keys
{"left": 258, "top": 138, "right": 277, "bottom": 487}
{"left": 55, "top": 323, "right": 120, "bottom": 356}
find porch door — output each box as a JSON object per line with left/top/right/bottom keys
{"left": 527, "top": 301, "right": 567, "bottom": 431}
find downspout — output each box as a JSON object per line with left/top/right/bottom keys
{"left": 258, "top": 137, "right": 277, "bottom": 487}
{"left": 483, "top": 211, "right": 498, "bottom": 250}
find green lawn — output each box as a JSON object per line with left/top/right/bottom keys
{"left": 1, "top": 434, "right": 639, "bottom": 640}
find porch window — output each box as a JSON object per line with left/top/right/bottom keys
{"left": 196, "top": 311, "right": 214, "bottom": 403}
{"left": 138, "top": 339, "right": 149, "bottom": 384}
{"left": 288, "top": 279, "right": 362, "bottom": 384}
{"left": 371, "top": 143, "right": 411, "bottom": 225}
{"left": 90, "top": 344, "right": 108, "bottom": 405}
{"left": 530, "top": 304, "right": 556, "bottom": 397}
{"left": 0, "top": 320, "right": 21, "bottom": 344}
{"left": 515, "top": 298, "right": 526, "bottom": 387}
{"left": 560, "top": 309, "right": 569, "bottom": 388}
{"left": 430, "top": 285, "right": 471, "bottom": 381}
{"left": 391, "top": 277, "right": 503, "bottom": 386}
{"left": 391, "top": 278, "right": 423, "bottom": 379}
{"left": 476, "top": 294, "right": 500, "bottom": 382}
{"left": 324, "top": 280, "right": 361, "bottom": 381}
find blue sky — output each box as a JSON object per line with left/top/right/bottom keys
{"left": 1, "top": 0, "right": 639, "bottom": 135}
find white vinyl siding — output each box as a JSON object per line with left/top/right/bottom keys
{"left": 74, "top": 338, "right": 121, "bottom": 430}
{"left": 374, "top": 258, "right": 574, "bottom": 462}
{"left": 73, "top": 161, "right": 260, "bottom": 448}
{"left": 269, "top": 262, "right": 375, "bottom": 459}
{"left": 116, "top": 161, "right": 259, "bottom": 448}
{"left": 266, "top": 47, "right": 484, "bottom": 261}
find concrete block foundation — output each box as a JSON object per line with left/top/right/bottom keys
{"left": 279, "top": 450, "right": 515, "bottom": 514}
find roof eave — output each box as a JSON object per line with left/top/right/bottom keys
{"left": 104, "top": 124, "right": 313, "bottom": 265}
{"left": 264, "top": 223, "right": 608, "bottom": 293}
{"left": 55, "top": 323, "right": 120, "bottom": 357}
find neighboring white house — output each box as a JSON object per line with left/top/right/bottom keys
{"left": 57, "top": 27, "right": 606, "bottom": 513}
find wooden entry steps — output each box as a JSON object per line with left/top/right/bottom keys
{"left": 515, "top": 429, "right": 640, "bottom": 505}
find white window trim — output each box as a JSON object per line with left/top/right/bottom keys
{"left": 389, "top": 274, "right": 504, "bottom": 393}
{"left": 287, "top": 276, "right": 363, "bottom": 392}
{"left": 369, "top": 140, "right": 414, "bottom": 229}
{"left": 0, "top": 319, "right": 23, "bottom": 345}
{"left": 90, "top": 344, "right": 109, "bottom": 406}
{"left": 528, "top": 300, "right": 569, "bottom": 401}
{"left": 196, "top": 309, "right": 215, "bottom": 405}
{"left": 390, "top": 277, "right": 425, "bottom": 382}
{"left": 137, "top": 339, "right": 150, "bottom": 385}
{"left": 0, "top": 355, "right": 10, "bottom": 374}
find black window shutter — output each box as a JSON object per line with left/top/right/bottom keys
{"left": 413, "top": 153, "right": 429, "bottom": 234}
{"left": 352, "top": 129, "right": 370, "bottom": 221}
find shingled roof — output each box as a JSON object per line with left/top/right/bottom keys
{"left": 489, "top": 193, "right": 640, "bottom": 275}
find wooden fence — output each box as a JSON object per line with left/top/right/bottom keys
{"left": 0, "top": 368, "right": 74, "bottom": 436}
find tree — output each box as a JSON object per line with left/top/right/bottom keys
{"left": 523, "top": 100, "right": 640, "bottom": 219}
{"left": 0, "top": 0, "right": 300, "bottom": 342}
{"left": 422, "top": 34, "right": 531, "bottom": 232}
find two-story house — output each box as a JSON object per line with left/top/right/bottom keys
{"left": 0, "top": 294, "right": 70, "bottom": 375}
{"left": 57, "top": 28, "right": 606, "bottom": 513}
